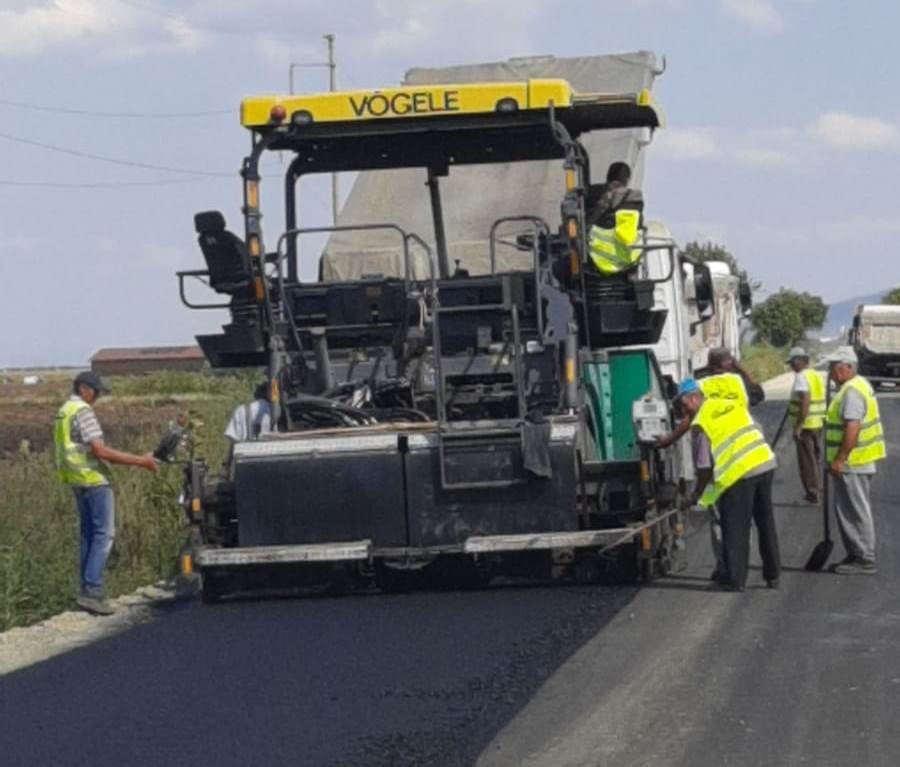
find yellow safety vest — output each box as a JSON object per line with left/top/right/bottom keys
{"left": 699, "top": 373, "right": 748, "bottom": 408}
{"left": 788, "top": 369, "right": 826, "bottom": 430}
{"left": 694, "top": 399, "right": 776, "bottom": 507}
{"left": 53, "top": 399, "right": 108, "bottom": 486}
{"left": 825, "top": 376, "right": 886, "bottom": 467}
{"left": 588, "top": 209, "right": 642, "bottom": 275}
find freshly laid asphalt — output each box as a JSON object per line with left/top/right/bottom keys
{"left": 2, "top": 400, "right": 899, "bottom": 766}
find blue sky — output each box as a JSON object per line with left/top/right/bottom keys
{"left": 1, "top": 0, "right": 898, "bottom": 366}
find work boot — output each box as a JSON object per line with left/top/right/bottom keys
{"left": 76, "top": 594, "right": 116, "bottom": 616}
{"left": 832, "top": 560, "right": 877, "bottom": 575}
{"left": 829, "top": 556, "right": 858, "bottom": 572}
{"left": 766, "top": 579, "right": 779, "bottom": 589}
{"left": 803, "top": 492, "right": 819, "bottom": 504}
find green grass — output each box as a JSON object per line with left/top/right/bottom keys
{"left": 741, "top": 343, "right": 787, "bottom": 383}
{"left": 106, "top": 369, "right": 258, "bottom": 398}
{"left": 0, "top": 372, "right": 255, "bottom": 631}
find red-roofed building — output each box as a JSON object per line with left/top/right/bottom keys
{"left": 90, "top": 346, "right": 206, "bottom": 376}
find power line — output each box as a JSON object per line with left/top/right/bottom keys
{"left": 0, "top": 130, "right": 233, "bottom": 177}
{"left": 0, "top": 178, "right": 210, "bottom": 189}
{"left": 0, "top": 162, "right": 314, "bottom": 190}
{"left": 0, "top": 98, "right": 232, "bottom": 119}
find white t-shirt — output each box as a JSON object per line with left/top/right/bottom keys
{"left": 791, "top": 371, "right": 810, "bottom": 396}
{"left": 224, "top": 400, "right": 272, "bottom": 442}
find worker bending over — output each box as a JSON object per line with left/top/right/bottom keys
{"left": 824, "top": 347, "right": 886, "bottom": 575}
{"left": 657, "top": 348, "right": 764, "bottom": 581}
{"left": 787, "top": 347, "right": 826, "bottom": 503}
{"left": 679, "top": 378, "right": 781, "bottom": 591}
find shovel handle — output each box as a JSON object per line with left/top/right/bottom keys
{"left": 771, "top": 404, "right": 792, "bottom": 448}
{"left": 821, "top": 373, "right": 833, "bottom": 542}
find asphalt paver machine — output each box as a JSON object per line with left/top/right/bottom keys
{"left": 176, "top": 79, "right": 686, "bottom": 599}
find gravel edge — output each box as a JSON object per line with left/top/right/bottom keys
{"left": 0, "top": 581, "right": 193, "bottom": 676}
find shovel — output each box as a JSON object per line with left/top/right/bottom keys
{"left": 804, "top": 473, "right": 833, "bottom": 570}
{"left": 805, "top": 372, "right": 834, "bottom": 571}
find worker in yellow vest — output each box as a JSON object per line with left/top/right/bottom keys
{"left": 586, "top": 162, "right": 644, "bottom": 275}
{"left": 54, "top": 372, "right": 159, "bottom": 615}
{"left": 703, "top": 347, "right": 765, "bottom": 406}
{"left": 657, "top": 348, "right": 765, "bottom": 583}
{"left": 658, "top": 347, "right": 765, "bottom": 448}
{"left": 823, "top": 347, "right": 886, "bottom": 575}
{"left": 787, "top": 347, "right": 826, "bottom": 503}
{"left": 679, "top": 378, "right": 781, "bottom": 591}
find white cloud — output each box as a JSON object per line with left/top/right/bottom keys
{"left": 720, "top": 0, "right": 784, "bottom": 34}
{"left": 163, "top": 16, "right": 208, "bottom": 54}
{"left": 655, "top": 126, "right": 804, "bottom": 170}
{"left": 733, "top": 146, "right": 794, "bottom": 167}
{"left": 654, "top": 128, "right": 721, "bottom": 160}
{"left": 365, "top": 0, "right": 548, "bottom": 62}
{"left": 629, "top": 0, "right": 688, "bottom": 9}
{"left": 371, "top": 17, "right": 430, "bottom": 55}
{"left": 0, "top": 0, "right": 120, "bottom": 56}
{"left": 810, "top": 111, "right": 899, "bottom": 151}
{"left": 0, "top": 0, "right": 210, "bottom": 57}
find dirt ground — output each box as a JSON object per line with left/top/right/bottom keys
{"left": 0, "top": 376, "right": 189, "bottom": 455}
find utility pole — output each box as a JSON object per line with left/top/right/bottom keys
{"left": 324, "top": 34, "right": 338, "bottom": 226}
{"left": 288, "top": 34, "right": 339, "bottom": 225}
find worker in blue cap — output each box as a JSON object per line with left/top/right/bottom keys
{"left": 670, "top": 378, "right": 726, "bottom": 581}
{"left": 677, "top": 377, "right": 781, "bottom": 591}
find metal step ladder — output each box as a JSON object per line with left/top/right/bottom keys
{"left": 432, "top": 275, "right": 528, "bottom": 490}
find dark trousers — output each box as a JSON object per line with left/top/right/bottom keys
{"left": 717, "top": 470, "right": 781, "bottom": 589}
{"left": 795, "top": 428, "right": 822, "bottom": 498}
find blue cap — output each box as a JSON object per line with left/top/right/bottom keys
{"left": 73, "top": 370, "right": 110, "bottom": 395}
{"left": 677, "top": 377, "right": 700, "bottom": 398}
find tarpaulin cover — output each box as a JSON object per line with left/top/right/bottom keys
{"left": 321, "top": 52, "right": 661, "bottom": 281}
{"left": 858, "top": 306, "right": 900, "bottom": 355}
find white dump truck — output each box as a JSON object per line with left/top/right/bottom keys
{"left": 683, "top": 260, "right": 751, "bottom": 374}
{"left": 850, "top": 305, "right": 900, "bottom": 385}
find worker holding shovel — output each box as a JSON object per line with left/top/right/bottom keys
{"left": 821, "top": 347, "right": 886, "bottom": 575}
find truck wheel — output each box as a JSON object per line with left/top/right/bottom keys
{"left": 606, "top": 542, "right": 640, "bottom": 583}
{"left": 200, "top": 570, "right": 231, "bottom": 604}
{"left": 574, "top": 555, "right": 602, "bottom": 584}
{"left": 655, "top": 528, "right": 676, "bottom": 576}
{"left": 375, "top": 565, "right": 422, "bottom": 594}
{"left": 638, "top": 526, "right": 659, "bottom": 583}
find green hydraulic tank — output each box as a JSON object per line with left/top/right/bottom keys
{"left": 582, "top": 350, "right": 654, "bottom": 463}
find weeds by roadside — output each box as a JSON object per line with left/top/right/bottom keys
{"left": 741, "top": 343, "right": 787, "bottom": 383}
{"left": 0, "top": 372, "right": 254, "bottom": 631}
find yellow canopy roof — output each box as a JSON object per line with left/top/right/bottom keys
{"left": 241, "top": 79, "right": 575, "bottom": 127}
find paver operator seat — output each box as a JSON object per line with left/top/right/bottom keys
{"left": 194, "top": 211, "right": 253, "bottom": 296}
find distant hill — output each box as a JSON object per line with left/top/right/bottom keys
{"left": 817, "top": 292, "right": 885, "bottom": 340}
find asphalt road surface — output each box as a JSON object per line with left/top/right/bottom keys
{"left": 2, "top": 400, "right": 899, "bottom": 767}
